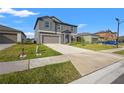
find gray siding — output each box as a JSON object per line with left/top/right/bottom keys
{"left": 38, "top": 18, "right": 56, "bottom": 31}
{"left": 34, "top": 16, "right": 77, "bottom": 44}
{"left": 35, "top": 17, "right": 77, "bottom": 33}
{"left": 56, "top": 24, "right": 77, "bottom": 33}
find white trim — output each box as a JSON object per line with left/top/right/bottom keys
{"left": 40, "top": 33, "right": 61, "bottom": 44}
{"left": 59, "top": 35, "right": 61, "bottom": 44}
{"left": 38, "top": 30, "right": 62, "bottom": 34}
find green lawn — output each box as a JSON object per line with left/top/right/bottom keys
{"left": 119, "top": 43, "right": 124, "bottom": 46}
{"left": 114, "top": 50, "right": 124, "bottom": 55}
{"left": 0, "top": 44, "right": 61, "bottom": 62}
{"left": 0, "top": 61, "right": 81, "bottom": 84}
{"left": 70, "top": 43, "right": 117, "bottom": 51}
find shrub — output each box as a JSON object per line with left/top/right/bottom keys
{"left": 81, "top": 36, "right": 85, "bottom": 46}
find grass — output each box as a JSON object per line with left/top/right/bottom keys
{"left": 0, "top": 44, "right": 61, "bottom": 62}
{"left": 114, "top": 50, "right": 124, "bottom": 55}
{"left": 70, "top": 43, "right": 117, "bottom": 51}
{"left": 119, "top": 43, "right": 124, "bottom": 46}
{"left": 0, "top": 61, "right": 81, "bottom": 84}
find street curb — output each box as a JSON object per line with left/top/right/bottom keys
{"left": 69, "top": 57, "right": 124, "bottom": 84}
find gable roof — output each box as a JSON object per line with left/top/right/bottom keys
{"left": 95, "top": 30, "right": 117, "bottom": 34}
{"left": 0, "top": 24, "right": 26, "bottom": 37}
{"left": 50, "top": 16, "right": 63, "bottom": 23}
{"left": 34, "top": 16, "right": 77, "bottom": 29}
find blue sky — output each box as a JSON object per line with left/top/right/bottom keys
{"left": 0, "top": 8, "right": 124, "bottom": 38}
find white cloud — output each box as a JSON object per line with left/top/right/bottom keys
{"left": 25, "top": 32, "right": 34, "bottom": 38}
{"left": 78, "top": 24, "right": 87, "bottom": 28}
{"left": 0, "top": 8, "right": 39, "bottom": 17}
{"left": 0, "top": 15, "right": 5, "bottom": 18}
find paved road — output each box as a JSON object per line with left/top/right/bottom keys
{"left": 45, "top": 44, "right": 123, "bottom": 76}
{"left": 71, "top": 58, "right": 124, "bottom": 84}
{"left": 0, "top": 44, "right": 15, "bottom": 50}
{"left": 112, "top": 73, "right": 124, "bottom": 84}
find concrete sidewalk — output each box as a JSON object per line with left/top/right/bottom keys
{"left": 70, "top": 58, "right": 124, "bottom": 84}
{"left": 0, "top": 55, "right": 69, "bottom": 75}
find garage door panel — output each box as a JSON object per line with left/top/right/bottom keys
{"left": 42, "top": 35, "right": 59, "bottom": 43}
{"left": 0, "top": 33, "right": 17, "bottom": 44}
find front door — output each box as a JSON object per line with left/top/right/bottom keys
{"left": 65, "top": 34, "right": 69, "bottom": 43}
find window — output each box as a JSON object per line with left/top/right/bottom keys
{"left": 44, "top": 21, "right": 50, "bottom": 28}
{"left": 61, "top": 25, "right": 64, "bottom": 30}
{"left": 57, "top": 24, "right": 61, "bottom": 30}
{"left": 71, "top": 27, "right": 73, "bottom": 31}
{"left": 73, "top": 27, "right": 76, "bottom": 32}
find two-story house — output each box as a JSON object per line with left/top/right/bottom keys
{"left": 34, "top": 16, "right": 77, "bottom": 44}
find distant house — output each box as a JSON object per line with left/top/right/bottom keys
{"left": 34, "top": 16, "right": 77, "bottom": 44}
{"left": 0, "top": 24, "right": 26, "bottom": 44}
{"left": 76, "top": 32, "right": 100, "bottom": 44}
{"left": 95, "top": 30, "right": 117, "bottom": 41}
{"left": 119, "top": 36, "right": 124, "bottom": 43}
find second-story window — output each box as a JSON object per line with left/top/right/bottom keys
{"left": 71, "top": 26, "right": 73, "bottom": 31}
{"left": 44, "top": 21, "right": 50, "bottom": 28}
{"left": 57, "top": 24, "right": 61, "bottom": 30}
{"left": 61, "top": 25, "right": 64, "bottom": 30}
{"left": 73, "top": 27, "right": 76, "bottom": 32}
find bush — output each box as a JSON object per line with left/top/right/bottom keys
{"left": 81, "top": 37, "right": 85, "bottom": 46}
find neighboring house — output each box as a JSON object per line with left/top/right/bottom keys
{"left": 34, "top": 16, "right": 77, "bottom": 44}
{"left": 119, "top": 36, "right": 124, "bottom": 43}
{"left": 0, "top": 24, "right": 26, "bottom": 44}
{"left": 76, "top": 32, "right": 100, "bottom": 44}
{"left": 95, "top": 30, "right": 117, "bottom": 41}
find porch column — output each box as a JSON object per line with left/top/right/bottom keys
{"left": 59, "top": 34, "right": 61, "bottom": 44}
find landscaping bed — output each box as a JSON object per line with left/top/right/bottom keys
{"left": 70, "top": 43, "right": 117, "bottom": 51}
{"left": 0, "top": 61, "right": 81, "bottom": 84}
{"left": 0, "top": 44, "right": 61, "bottom": 62}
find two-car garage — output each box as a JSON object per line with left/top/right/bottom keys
{"left": 0, "top": 33, "right": 17, "bottom": 44}
{"left": 0, "top": 24, "right": 26, "bottom": 44}
{"left": 42, "top": 35, "right": 60, "bottom": 43}
{"left": 40, "top": 33, "right": 61, "bottom": 44}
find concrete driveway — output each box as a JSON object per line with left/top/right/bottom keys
{"left": 45, "top": 44, "right": 124, "bottom": 76}
{"left": 0, "top": 44, "right": 15, "bottom": 50}
{"left": 45, "top": 44, "right": 94, "bottom": 54}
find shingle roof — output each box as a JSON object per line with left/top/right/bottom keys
{"left": 0, "top": 24, "right": 26, "bottom": 37}
{"left": 34, "top": 16, "right": 78, "bottom": 29}
{"left": 95, "top": 30, "right": 117, "bottom": 34}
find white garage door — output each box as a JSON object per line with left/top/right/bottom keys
{"left": 42, "top": 35, "right": 60, "bottom": 43}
